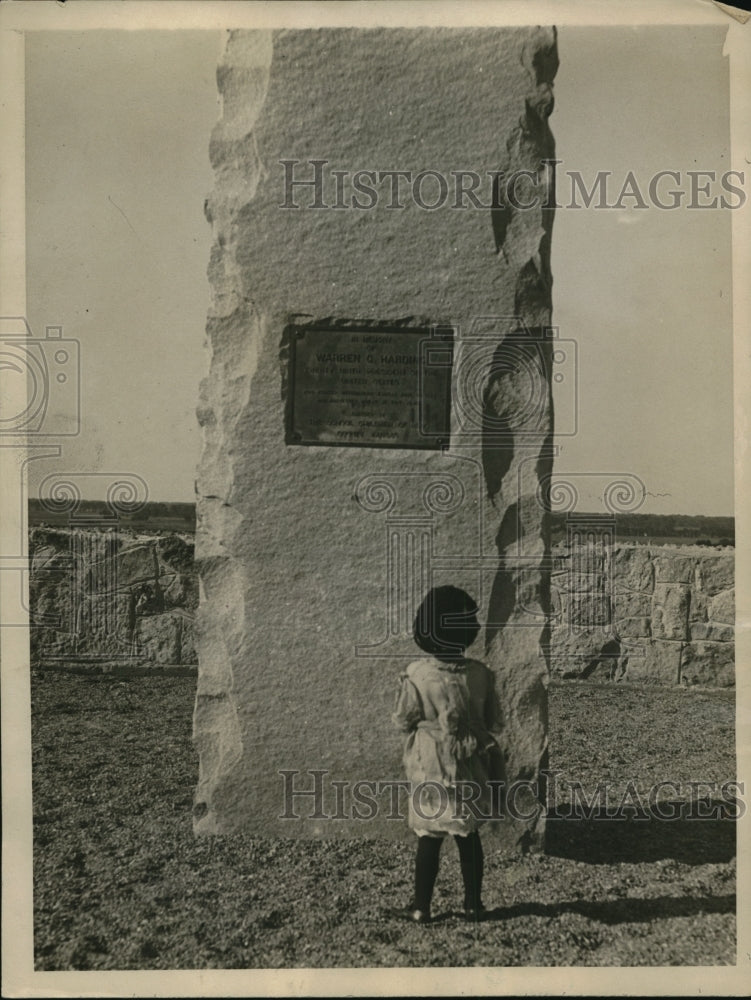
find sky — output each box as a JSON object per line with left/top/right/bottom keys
{"left": 24, "top": 24, "right": 735, "bottom": 515}
{"left": 551, "top": 25, "right": 733, "bottom": 517}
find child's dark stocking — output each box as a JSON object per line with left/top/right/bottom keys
{"left": 413, "top": 835, "right": 442, "bottom": 912}
{"left": 454, "top": 831, "right": 484, "bottom": 910}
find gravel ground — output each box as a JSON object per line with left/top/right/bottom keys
{"left": 31, "top": 672, "right": 736, "bottom": 969}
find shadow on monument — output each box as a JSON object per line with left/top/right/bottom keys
{"left": 545, "top": 802, "right": 736, "bottom": 866}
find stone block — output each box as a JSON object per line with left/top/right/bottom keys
{"left": 624, "top": 640, "right": 682, "bottom": 685}
{"left": 690, "top": 622, "right": 734, "bottom": 642}
{"left": 30, "top": 543, "right": 74, "bottom": 577}
{"left": 615, "top": 616, "right": 651, "bottom": 639}
{"left": 30, "top": 586, "right": 77, "bottom": 660}
{"left": 30, "top": 527, "right": 71, "bottom": 552}
{"left": 135, "top": 610, "right": 183, "bottom": 664}
{"left": 689, "top": 588, "right": 709, "bottom": 622}
{"left": 550, "top": 627, "right": 606, "bottom": 666}
{"left": 681, "top": 641, "right": 735, "bottom": 687}
{"left": 29, "top": 582, "right": 70, "bottom": 632}
{"left": 162, "top": 572, "right": 199, "bottom": 611}
{"left": 612, "top": 546, "right": 654, "bottom": 593}
{"left": 708, "top": 587, "right": 734, "bottom": 625}
{"left": 568, "top": 592, "right": 611, "bottom": 629}
{"left": 560, "top": 572, "right": 607, "bottom": 594}
{"left": 694, "top": 553, "right": 734, "bottom": 596}
{"left": 550, "top": 578, "right": 565, "bottom": 622}
{"left": 651, "top": 583, "right": 690, "bottom": 640}
{"left": 71, "top": 592, "right": 135, "bottom": 657}
{"left": 78, "top": 589, "right": 133, "bottom": 632}
{"left": 549, "top": 628, "right": 622, "bottom": 679}
{"left": 194, "top": 26, "right": 559, "bottom": 846}
{"left": 613, "top": 580, "right": 652, "bottom": 638}
{"left": 114, "top": 542, "right": 160, "bottom": 589}
{"left": 157, "top": 535, "right": 195, "bottom": 575}
{"left": 653, "top": 553, "right": 696, "bottom": 585}
{"left": 613, "top": 589, "right": 651, "bottom": 621}
{"left": 181, "top": 614, "right": 197, "bottom": 664}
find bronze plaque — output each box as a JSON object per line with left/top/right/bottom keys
{"left": 286, "top": 325, "right": 453, "bottom": 449}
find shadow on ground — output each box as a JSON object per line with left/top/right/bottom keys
{"left": 479, "top": 893, "right": 735, "bottom": 924}
{"left": 396, "top": 893, "right": 735, "bottom": 927}
{"left": 546, "top": 801, "right": 736, "bottom": 865}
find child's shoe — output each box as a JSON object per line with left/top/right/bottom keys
{"left": 463, "top": 902, "right": 489, "bottom": 922}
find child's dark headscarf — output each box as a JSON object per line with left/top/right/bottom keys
{"left": 413, "top": 586, "right": 480, "bottom": 661}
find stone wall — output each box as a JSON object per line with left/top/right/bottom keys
{"left": 549, "top": 542, "right": 734, "bottom": 687}
{"left": 29, "top": 527, "right": 734, "bottom": 689}
{"left": 29, "top": 526, "right": 197, "bottom": 668}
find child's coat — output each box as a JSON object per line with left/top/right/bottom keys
{"left": 392, "top": 656, "right": 504, "bottom": 837}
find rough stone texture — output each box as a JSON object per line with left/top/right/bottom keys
{"left": 708, "top": 588, "right": 734, "bottom": 625}
{"left": 162, "top": 572, "right": 198, "bottom": 611}
{"left": 689, "top": 589, "right": 710, "bottom": 623}
{"left": 28, "top": 529, "right": 735, "bottom": 693}
{"left": 549, "top": 543, "right": 734, "bottom": 687}
{"left": 28, "top": 527, "right": 196, "bottom": 667}
{"left": 614, "top": 616, "right": 652, "bottom": 640}
{"left": 549, "top": 630, "right": 625, "bottom": 681}
{"left": 613, "top": 589, "right": 652, "bottom": 623}
{"left": 625, "top": 640, "right": 683, "bottom": 685}
{"left": 31, "top": 542, "right": 73, "bottom": 577}
{"left": 690, "top": 621, "right": 734, "bottom": 643}
{"left": 180, "top": 615, "right": 197, "bottom": 665}
{"left": 135, "top": 609, "right": 183, "bottom": 664}
{"left": 562, "top": 572, "right": 606, "bottom": 595}
{"left": 112, "top": 544, "right": 160, "bottom": 589}
{"left": 613, "top": 546, "right": 654, "bottom": 594}
{"left": 75, "top": 592, "right": 133, "bottom": 655}
{"left": 194, "top": 27, "right": 558, "bottom": 846}
{"left": 651, "top": 584, "right": 690, "bottom": 641}
{"left": 694, "top": 554, "right": 735, "bottom": 596}
{"left": 569, "top": 592, "right": 611, "bottom": 627}
{"left": 653, "top": 554, "right": 696, "bottom": 585}
{"left": 681, "top": 640, "right": 735, "bottom": 687}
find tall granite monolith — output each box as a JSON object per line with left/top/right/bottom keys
{"left": 194, "top": 26, "right": 557, "bottom": 849}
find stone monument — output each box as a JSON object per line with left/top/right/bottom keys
{"left": 194, "top": 26, "right": 558, "bottom": 850}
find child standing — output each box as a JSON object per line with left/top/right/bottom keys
{"left": 392, "top": 586, "right": 504, "bottom": 924}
